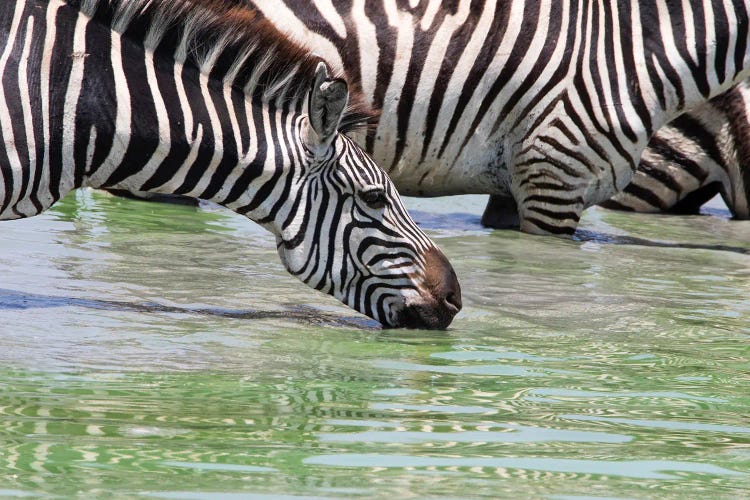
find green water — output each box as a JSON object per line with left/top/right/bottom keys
{"left": 0, "top": 190, "right": 748, "bottom": 499}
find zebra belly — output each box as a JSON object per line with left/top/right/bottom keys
{"left": 356, "top": 126, "right": 512, "bottom": 197}
{"left": 372, "top": 149, "right": 511, "bottom": 197}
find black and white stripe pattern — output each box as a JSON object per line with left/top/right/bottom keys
{"left": 603, "top": 79, "right": 750, "bottom": 219}
{"left": 0, "top": 0, "right": 462, "bottom": 329}
{"left": 245, "top": 0, "right": 750, "bottom": 235}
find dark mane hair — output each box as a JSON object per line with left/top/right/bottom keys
{"left": 72, "top": 0, "right": 373, "bottom": 133}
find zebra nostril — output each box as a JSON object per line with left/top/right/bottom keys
{"left": 444, "top": 291, "right": 462, "bottom": 312}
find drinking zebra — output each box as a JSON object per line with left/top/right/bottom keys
{"left": 601, "top": 79, "right": 750, "bottom": 219}
{"left": 0, "top": 0, "right": 462, "bottom": 329}
{"left": 243, "top": 0, "right": 750, "bottom": 235}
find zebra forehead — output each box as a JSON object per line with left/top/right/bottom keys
{"left": 73, "top": 0, "right": 373, "bottom": 129}
{"left": 336, "top": 143, "right": 386, "bottom": 184}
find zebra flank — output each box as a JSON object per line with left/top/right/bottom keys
{"left": 0, "top": 0, "right": 463, "bottom": 328}
{"left": 603, "top": 79, "right": 750, "bottom": 219}
{"left": 245, "top": 0, "right": 750, "bottom": 235}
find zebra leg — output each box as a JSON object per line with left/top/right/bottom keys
{"left": 517, "top": 193, "right": 585, "bottom": 237}
{"left": 511, "top": 164, "right": 587, "bottom": 237}
{"left": 481, "top": 195, "right": 520, "bottom": 229}
{"left": 669, "top": 182, "right": 722, "bottom": 214}
{"left": 729, "top": 170, "right": 750, "bottom": 218}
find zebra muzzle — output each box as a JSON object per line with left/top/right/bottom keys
{"left": 397, "top": 247, "right": 462, "bottom": 330}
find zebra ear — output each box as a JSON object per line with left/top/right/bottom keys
{"left": 306, "top": 62, "right": 349, "bottom": 151}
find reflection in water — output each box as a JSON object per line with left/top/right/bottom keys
{"left": 0, "top": 192, "right": 748, "bottom": 498}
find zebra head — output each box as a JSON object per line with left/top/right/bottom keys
{"left": 272, "top": 63, "right": 461, "bottom": 329}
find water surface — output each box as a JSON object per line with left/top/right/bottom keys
{"left": 0, "top": 190, "right": 747, "bottom": 498}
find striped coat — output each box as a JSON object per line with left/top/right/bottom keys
{"left": 603, "top": 79, "right": 750, "bottom": 219}
{"left": 0, "top": 0, "right": 462, "bottom": 328}
{"left": 245, "top": 0, "right": 750, "bottom": 235}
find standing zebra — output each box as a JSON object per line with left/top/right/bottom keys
{"left": 243, "top": 0, "right": 750, "bottom": 235}
{"left": 0, "top": 0, "right": 463, "bottom": 329}
{"left": 601, "top": 79, "right": 750, "bottom": 219}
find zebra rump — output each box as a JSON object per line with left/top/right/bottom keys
{"left": 602, "top": 79, "right": 750, "bottom": 220}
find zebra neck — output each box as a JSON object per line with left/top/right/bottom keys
{"left": 91, "top": 35, "right": 305, "bottom": 220}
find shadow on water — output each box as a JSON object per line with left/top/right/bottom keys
{"left": 573, "top": 229, "right": 750, "bottom": 255}
{"left": 409, "top": 209, "right": 750, "bottom": 255}
{"left": 408, "top": 210, "right": 487, "bottom": 232}
{"left": 0, "top": 288, "right": 380, "bottom": 330}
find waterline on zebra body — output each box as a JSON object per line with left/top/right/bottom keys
{"left": 0, "top": 0, "right": 461, "bottom": 329}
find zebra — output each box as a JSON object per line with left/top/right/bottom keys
{"left": 0, "top": 0, "right": 463, "bottom": 329}
{"left": 238, "top": 0, "right": 750, "bottom": 236}
{"left": 601, "top": 79, "right": 750, "bottom": 219}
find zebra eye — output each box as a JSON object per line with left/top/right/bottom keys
{"left": 359, "top": 187, "right": 387, "bottom": 209}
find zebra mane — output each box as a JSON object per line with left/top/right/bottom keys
{"left": 72, "top": 0, "right": 373, "bottom": 133}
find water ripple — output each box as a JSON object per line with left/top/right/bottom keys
{"left": 303, "top": 454, "right": 744, "bottom": 480}
{"left": 530, "top": 389, "right": 727, "bottom": 403}
{"left": 560, "top": 414, "right": 750, "bottom": 434}
{"left": 431, "top": 350, "right": 565, "bottom": 362}
{"left": 143, "top": 493, "right": 331, "bottom": 500}
{"left": 0, "top": 491, "right": 38, "bottom": 498}
{"left": 317, "top": 424, "right": 631, "bottom": 444}
{"left": 160, "top": 461, "right": 278, "bottom": 473}
{"left": 369, "top": 402, "right": 497, "bottom": 415}
{"left": 373, "top": 360, "right": 578, "bottom": 377}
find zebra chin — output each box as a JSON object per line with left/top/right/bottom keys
{"left": 386, "top": 299, "right": 461, "bottom": 330}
